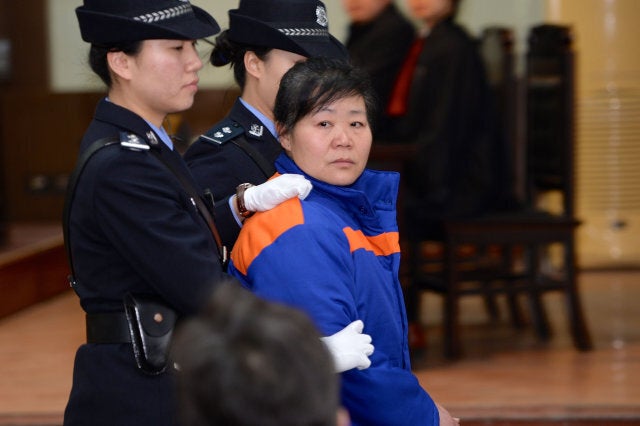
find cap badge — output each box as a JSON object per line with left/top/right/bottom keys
{"left": 316, "top": 6, "right": 328, "bottom": 27}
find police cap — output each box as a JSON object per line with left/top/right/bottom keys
{"left": 227, "top": 0, "right": 347, "bottom": 60}
{"left": 76, "top": 0, "right": 220, "bottom": 45}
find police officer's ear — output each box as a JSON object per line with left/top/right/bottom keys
{"left": 243, "top": 50, "right": 264, "bottom": 80}
{"left": 107, "top": 50, "right": 134, "bottom": 83}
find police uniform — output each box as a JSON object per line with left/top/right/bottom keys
{"left": 66, "top": 0, "right": 222, "bottom": 424}
{"left": 184, "top": 99, "right": 282, "bottom": 247}
{"left": 63, "top": 99, "right": 226, "bottom": 426}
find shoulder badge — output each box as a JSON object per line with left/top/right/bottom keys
{"left": 200, "top": 119, "right": 244, "bottom": 145}
{"left": 120, "top": 132, "right": 150, "bottom": 151}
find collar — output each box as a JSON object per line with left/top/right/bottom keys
{"left": 274, "top": 153, "right": 400, "bottom": 219}
{"left": 144, "top": 120, "right": 173, "bottom": 151}
{"left": 95, "top": 98, "right": 166, "bottom": 151}
{"left": 238, "top": 97, "right": 278, "bottom": 139}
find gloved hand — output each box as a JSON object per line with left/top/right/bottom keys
{"left": 243, "top": 174, "right": 312, "bottom": 212}
{"left": 321, "top": 320, "right": 374, "bottom": 373}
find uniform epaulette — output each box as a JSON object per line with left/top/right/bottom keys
{"left": 200, "top": 119, "right": 244, "bottom": 145}
{"left": 119, "top": 132, "right": 150, "bottom": 151}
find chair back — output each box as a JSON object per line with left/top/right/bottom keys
{"left": 526, "top": 24, "right": 575, "bottom": 217}
{"left": 479, "top": 26, "right": 518, "bottom": 208}
{"left": 480, "top": 27, "right": 516, "bottom": 129}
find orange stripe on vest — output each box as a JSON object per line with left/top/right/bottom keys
{"left": 231, "top": 197, "right": 305, "bottom": 275}
{"left": 342, "top": 227, "right": 400, "bottom": 256}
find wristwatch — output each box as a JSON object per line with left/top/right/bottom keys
{"left": 235, "top": 183, "right": 255, "bottom": 218}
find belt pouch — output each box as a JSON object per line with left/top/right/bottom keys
{"left": 123, "top": 293, "right": 177, "bottom": 375}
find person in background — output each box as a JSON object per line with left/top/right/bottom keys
{"left": 342, "top": 0, "right": 415, "bottom": 138}
{"left": 390, "top": 0, "right": 505, "bottom": 237}
{"left": 388, "top": 0, "right": 508, "bottom": 341}
{"left": 172, "top": 281, "right": 351, "bottom": 426}
{"left": 228, "top": 57, "right": 459, "bottom": 426}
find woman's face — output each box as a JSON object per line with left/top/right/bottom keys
{"left": 406, "top": 0, "right": 453, "bottom": 26}
{"left": 249, "top": 49, "right": 307, "bottom": 120}
{"left": 342, "top": 0, "right": 390, "bottom": 24}
{"left": 116, "top": 39, "right": 203, "bottom": 126}
{"left": 279, "top": 95, "right": 372, "bottom": 186}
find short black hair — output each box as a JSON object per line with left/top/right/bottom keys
{"left": 274, "top": 57, "right": 378, "bottom": 136}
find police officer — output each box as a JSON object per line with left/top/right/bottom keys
{"left": 183, "top": 0, "right": 349, "bottom": 247}
{"left": 64, "top": 1, "right": 223, "bottom": 425}
{"left": 64, "top": 1, "right": 316, "bottom": 424}
{"left": 182, "top": 2, "right": 373, "bottom": 375}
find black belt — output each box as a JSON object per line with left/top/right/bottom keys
{"left": 86, "top": 312, "right": 132, "bottom": 343}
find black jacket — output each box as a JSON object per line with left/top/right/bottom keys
{"left": 393, "top": 19, "right": 507, "bottom": 238}
{"left": 64, "top": 98, "right": 225, "bottom": 426}
{"left": 184, "top": 99, "right": 281, "bottom": 247}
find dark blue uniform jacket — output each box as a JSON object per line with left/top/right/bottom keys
{"left": 64, "top": 98, "right": 225, "bottom": 426}
{"left": 184, "top": 99, "right": 282, "bottom": 247}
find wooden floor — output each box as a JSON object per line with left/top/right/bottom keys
{"left": 0, "top": 224, "right": 639, "bottom": 425}
{"left": 412, "top": 269, "right": 640, "bottom": 425}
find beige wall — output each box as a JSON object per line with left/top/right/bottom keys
{"left": 545, "top": 0, "right": 640, "bottom": 267}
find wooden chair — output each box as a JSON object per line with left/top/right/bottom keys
{"left": 408, "top": 25, "right": 593, "bottom": 359}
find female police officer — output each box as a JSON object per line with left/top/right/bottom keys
{"left": 64, "top": 2, "right": 226, "bottom": 425}
{"left": 183, "top": 0, "right": 349, "bottom": 248}
{"left": 182, "top": 1, "right": 372, "bottom": 375}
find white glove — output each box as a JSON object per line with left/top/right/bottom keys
{"left": 321, "top": 320, "right": 374, "bottom": 373}
{"left": 243, "top": 174, "right": 312, "bottom": 212}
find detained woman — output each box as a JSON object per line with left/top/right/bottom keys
{"left": 227, "top": 57, "right": 460, "bottom": 426}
